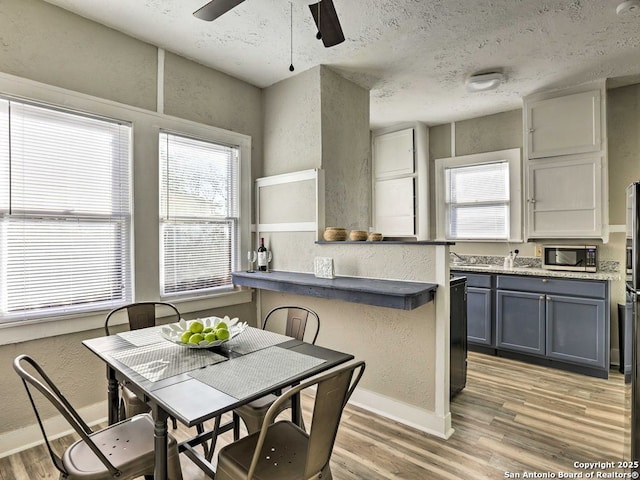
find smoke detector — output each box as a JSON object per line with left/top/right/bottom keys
{"left": 617, "top": 0, "right": 640, "bottom": 16}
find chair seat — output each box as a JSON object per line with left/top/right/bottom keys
{"left": 217, "top": 421, "right": 329, "bottom": 480}
{"left": 234, "top": 394, "right": 293, "bottom": 434}
{"left": 121, "top": 386, "right": 149, "bottom": 416}
{"left": 63, "top": 414, "right": 181, "bottom": 480}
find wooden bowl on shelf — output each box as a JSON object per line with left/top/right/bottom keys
{"left": 348, "top": 230, "right": 368, "bottom": 241}
{"left": 323, "top": 227, "right": 347, "bottom": 241}
{"left": 367, "top": 232, "right": 383, "bottom": 241}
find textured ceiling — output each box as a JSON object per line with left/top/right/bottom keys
{"left": 42, "top": 0, "right": 640, "bottom": 129}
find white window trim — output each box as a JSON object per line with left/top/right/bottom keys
{"left": 435, "top": 148, "right": 522, "bottom": 242}
{"left": 0, "top": 71, "right": 252, "bottom": 345}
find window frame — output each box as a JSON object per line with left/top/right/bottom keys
{"left": 158, "top": 130, "right": 241, "bottom": 298}
{"left": 0, "top": 72, "right": 252, "bottom": 345}
{"left": 435, "top": 148, "right": 522, "bottom": 242}
{"left": 0, "top": 95, "right": 134, "bottom": 323}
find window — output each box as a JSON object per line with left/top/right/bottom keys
{"left": 0, "top": 97, "right": 132, "bottom": 323}
{"left": 435, "top": 148, "right": 522, "bottom": 241}
{"left": 160, "top": 131, "right": 239, "bottom": 297}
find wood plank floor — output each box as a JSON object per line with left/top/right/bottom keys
{"left": 0, "top": 352, "right": 630, "bottom": 479}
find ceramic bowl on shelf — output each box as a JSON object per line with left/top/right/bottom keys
{"left": 323, "top": 227, "right": 347, "bottom": 241}
{"left": 367, "top": 232, "right": 383, "bottom": 241}
{"left": 349, "top": 230, "right": 368, "bottom": 241}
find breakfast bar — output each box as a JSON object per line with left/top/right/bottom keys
{"left": 231, "top": 270, "right": 438, "bottom": 311}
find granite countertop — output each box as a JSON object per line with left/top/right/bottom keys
{"left": 449, "top": 255, "right": 620, "bottom": 282}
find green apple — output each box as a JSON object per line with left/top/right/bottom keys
{"left": 202, "top": 327, "right": 214, "bottom": 333}
{"left": 189, "top": 320, "right": 204, "bottom": 334}
{"left": 181, "top": 331, "right": 193, "bottom": 343}
{"left": 204, "top": 332, "right": 217, "bottom": 343}
{"left": 216, "top": 321, "right": 228, "bottom": 330}
{"left": 215, "top": 328, "right": 230, "bottom": 341}
{"left": 189, "top": 333, "right": 204, "bottom": 344}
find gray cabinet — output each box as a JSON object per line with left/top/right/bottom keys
{"left": 546, "top": 295, "right": 606, "bottom": 367}
{"left": 495, "top": 275, "right": 609, "bottom": 376}
{"left": 496, "top": 290, "right": 545, "bottom": 356}
{"left": 467, "top": 287, "right": 493, "bottom": 346}
{"left": 452, "top": 271, "right": 493, "bottom": 347}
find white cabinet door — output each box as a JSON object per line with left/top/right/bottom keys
{"left": 374, "top": 177, "right": 415, "bottom": 235}
{"left": 527, "top": 154, "right": 602, "bottom": 238}
{"left": 373, "top": 128, "right": 414, "bottom": 178}
{"left": 527, "top": 90, "right": 601, "bottom": 159}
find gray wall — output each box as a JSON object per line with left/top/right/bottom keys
{"left": 430, "top": 85, "right": 640, "bottom": 363}
{"left": 0, "top": 0, "right": 260, "bottom": 437}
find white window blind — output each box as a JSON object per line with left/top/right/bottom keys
{"left": 160, "top": 131, "right": 239, "bottom": 296}
{"left": 0, "top": 97, "right": 132, "bottom": 323}
{"left": 445, "top": 161, "right": 510, "bottom": 240}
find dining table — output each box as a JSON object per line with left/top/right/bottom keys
{"left": 83, "top": 318, "right": 355, "bottom": 480}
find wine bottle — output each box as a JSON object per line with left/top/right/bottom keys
{"left": 257, "top": 237, "right": 267, "bottom": 271}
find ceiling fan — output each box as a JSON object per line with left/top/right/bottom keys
{"left": 193, "top": 0, "right": 345, "bottom": 47}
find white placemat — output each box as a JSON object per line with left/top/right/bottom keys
{"left": 221, "top": 327, "right": 294, "bottom": 355}
{"left": 116, "top": 326, "right": 165, "bottom": 347}
{"left": 189, "top": 346, "right": 325, "bottom": 400}
{"left": 110, "top": 342, "right": 227, "bottom": 382}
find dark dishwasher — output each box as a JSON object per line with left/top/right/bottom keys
{"left": 450, "top": 276, "right": 468, "bottom": 398}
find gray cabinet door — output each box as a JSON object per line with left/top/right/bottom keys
{"left": 496, "top": 290, "right": 545, "bottom": 356}
{"left": 467, "top": 287, "right": 492, "bottom": 346}
{"left": 546, "top": 294, "right": 607, "bottom": 368}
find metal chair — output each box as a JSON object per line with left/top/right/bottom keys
{"left": 104, "top": 301, "right": 180, "bottom": 428}
{"left": 232, "top": 305, "right": 320, "bottom": 439}
{"left": 216, "top": 360, "right": 365, "bottom": 480}
{"left": 13, "top": 354, "right": 183, "bottom": 480}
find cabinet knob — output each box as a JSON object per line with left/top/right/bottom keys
{"left": 530, "top": 199, "right": 536, "bottom": 204}
{"left": 541, "top": 279, "right": 548, "bottom": 283}
{"left": 539, "top": 295, "right": 545, "bottom": 300}
{"left": 529, "top": 128, "right": 535, "bottom": 133}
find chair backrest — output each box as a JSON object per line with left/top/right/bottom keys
{"left": 262, "top": 305, "right": 320, "bottom": 344}
{"left": 13, "top": 354, "right": 121, "bottom": 477}
{"left": 248, "top": 360, "right": 365, "bottom": 479}
{"left": 104, "top": 301, "right": 180, "bottom": 335}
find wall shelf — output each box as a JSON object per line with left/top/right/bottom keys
{"left": 231, "top": 270, "right": 438, "bottom": 311}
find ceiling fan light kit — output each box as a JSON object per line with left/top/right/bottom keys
{"left": 465, "top": 72, "right": 504, "bottom": 92}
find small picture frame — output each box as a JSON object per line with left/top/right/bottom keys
{"left": 314, "top": 257, "right": 335, "bottom": 279}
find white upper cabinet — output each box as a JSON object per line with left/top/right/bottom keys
{"left": 371, "top": 124, "right": 429, "bottom": 239}
{"left": 373, "top": 128, "right": 415, "bottom": 178}
{"left": 523, "top": 84, "right": 608, "bottom": 241}
{"left": 526, "top": 90, "right": 601, "bottom": 159}
{"left": 527, "top": 154, "right": 603, "bottom": 238}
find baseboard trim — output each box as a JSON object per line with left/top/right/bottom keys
{"left": 1, "top": 389, "right": 454, "bottom": 458}
{"left": 347, "top": 387, "right": 454, "bottom": 439}
{"left": 0, "top": 401, "right": 107, "bottom": 458}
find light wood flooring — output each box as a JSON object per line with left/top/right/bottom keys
{"left": 0, "top": 352, "right": 629, "bottom": 479}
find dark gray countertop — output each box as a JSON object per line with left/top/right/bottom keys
{"left": 231, "top": 270, "right": 438, "bottom": 311}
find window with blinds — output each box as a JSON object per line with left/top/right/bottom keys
{"left": 159, "top": 131, "right": 239, "bottom": 296}
{"left": 0, "top": 97, "right": 132, "bottom": 323}
{"left": 445, "top": 161, "right": 510, "bottom": 240}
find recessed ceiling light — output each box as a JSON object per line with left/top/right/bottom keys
{"left": 617, "top": 0, "right": 640, "bottom": 16}
{"left": 465, "top": 72, "right": 504, "bottom": 92}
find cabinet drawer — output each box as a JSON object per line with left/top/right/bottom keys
{"left": 496, "top": 275, "right": 606, "bottom": 298}
{"left": 451, "top": 271, "right": 492, "bottom": 288}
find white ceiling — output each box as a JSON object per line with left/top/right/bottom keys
{"left": 42, "top": 0, "right": 640, "bottom": 129}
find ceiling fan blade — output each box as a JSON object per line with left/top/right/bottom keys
{"left": 309, "top": 0, "right": 345, "bottom": 47}
{"left": 193, "top": 0, "right": 246, "bottom": 21}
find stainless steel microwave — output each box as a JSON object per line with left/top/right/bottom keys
{"left": 542, "top": 245, "right": 598, "bottom": 272}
